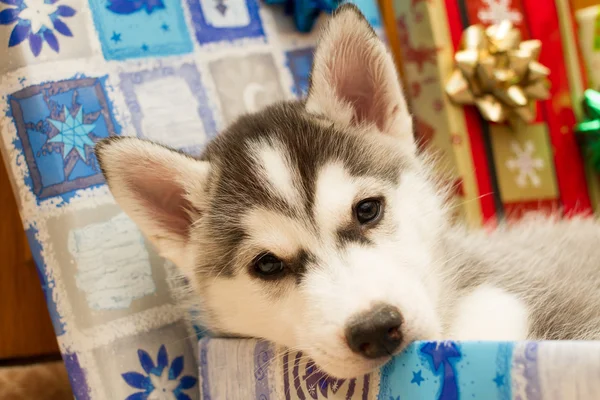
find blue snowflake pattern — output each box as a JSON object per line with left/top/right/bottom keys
{"left": 106, "top": 0, "right": 165, "bottom": 15}
{"left": 0, "top": 0, "right": 76, "bottom": 56}
{"left": 46, "top": 105, "right": 96, "bottom": 161}
{"left": 122, "top": 345, "right": 197, "bottom": 400}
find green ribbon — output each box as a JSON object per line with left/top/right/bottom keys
{"left": 576, "top": 89, "right": 600, "bottom": 172}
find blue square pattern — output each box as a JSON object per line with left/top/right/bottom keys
{"left": 186, "top": 0, "right": 264, "bottom": 45}
{"left": 88, "top": 0, "right": 193, "bottom": 60}
{"left": 119, "top": 63, "right": 217, "bottom": 156}
{"left": 285, "top": 47, "right": 314, "bottom": 97}
{"left": 9, "top": 76, "right": 121, "bottom": 203}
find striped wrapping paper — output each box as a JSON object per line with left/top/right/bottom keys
{"left": 199, "top": 338, "right": 600, "bottom": 400}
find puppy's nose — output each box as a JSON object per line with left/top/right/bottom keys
{"left": 344, "top": 304, "right": 403, "bottom": 359}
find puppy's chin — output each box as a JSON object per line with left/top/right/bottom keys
{"left": 303, "top": 326, "right": 443, "bottom": 379}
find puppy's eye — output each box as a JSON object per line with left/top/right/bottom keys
{"left": 355, "top": 198, "right": 382, "bottom": 224}
{"left": 254, "top": 253, "right": 286, "bottom": 278}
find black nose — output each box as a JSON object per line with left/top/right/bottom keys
{"left": 344, "top": 304, "right": 403, "bottom": 359}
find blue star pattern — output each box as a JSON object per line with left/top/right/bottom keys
{"left": 122, "top": 345, "right": 197, "bottom": 400}
{"left": 9, "top": 76, "right": 121, "bottom": 203}
{"left": 493, "top": 373, "right": 505, "bottom": 388}
{"left": 411, "top": 370, "right": 424, "bottom": 386}
{"left": 378, "top": 341, "right": 517, "bottom": 400}
{"left": 47, "top": 105, "right": 96, "bottom": 161}
{"left": 88, "top": 0, "right": 192, "bottom": 60}
{"left": 111, "top": 31, "right": 121, "bottom": 42}
{"left": 0, "top": 0, "right": 76, "bottom": 56}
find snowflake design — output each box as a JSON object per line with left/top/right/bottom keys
{"left": 0, "top": 0, "right": 75, "bottom": 56}
{"left": 302, "top": 360, "right": 345, "bottom": 399}
{"left": 396, "top": 16, "right": 439, "bottom": 72}
{"left": 477, "top": 0, "right": 522, "bottom": 25}
{"left": 46, "top": 105, "right": 96, "bottom": 161}
{"left": 122, "top": 345, "right": 197, "bottom": 400}
{"left": 505, "top": 140, "right": 545, "bottom": 188}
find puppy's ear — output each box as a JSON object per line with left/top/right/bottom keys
{"left": 95, "top": 137, "right": 210, "bottom": 269}
{"left": 306, "top": 4, "right": 414, "bottom": 151}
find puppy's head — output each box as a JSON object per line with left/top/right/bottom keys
{"left": 97, "top": 5, "right": 448, "bottom": 378}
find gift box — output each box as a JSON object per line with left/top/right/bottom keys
{"left": 390, "top": 0, "right": 594, "bottom": 226}
{"left": 575, "top": 5, "right": 600, "bottom": 209}
{"left": 199, "top": 338, "right": 600, "bottom": 399}
{"left": 576, "top": 5, "right": 600, "bottom": 90}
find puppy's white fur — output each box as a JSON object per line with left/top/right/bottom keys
{"left": 448, "top": 285, "right": 529, "bottom": 341}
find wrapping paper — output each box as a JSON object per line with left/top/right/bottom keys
{"left": 199, "top": 338, "right": 600, "bottom": 400}
{"left": 0, "top": 1, "right": 382, "bottom": 398}
{"left": 576, "top": 5, "right": 600, "bottom": 90}
{"left": 392, "top": 0, "right": 593, "bottom": 225}
{"left": 576, "top": 4, "right": 600, "bottom": 209}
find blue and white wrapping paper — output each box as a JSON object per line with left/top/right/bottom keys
{"left": 199, "top": 338, "right": 600, "bottom": 399}
{"left": 0, "top": 0, "right": 382, "bottom": 398}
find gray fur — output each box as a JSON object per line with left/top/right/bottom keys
{"left": 439, "top": 216, "right": 600, "bottom": 340}
{"left": 195, "top": 101, "right": 408, "bottom": 278}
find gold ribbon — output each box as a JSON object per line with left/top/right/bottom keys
{"left": 446, "top": 20, "right": 551, "bottom": 125}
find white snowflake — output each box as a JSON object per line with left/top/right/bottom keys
{"left": 505, "top": 140, "right": 545, "bottom": 188}
{"left": 478, "top": 0, "right": 523, "bottom": 25}
{"left": 331, "top": 381, "right": 339, "bottom": 392}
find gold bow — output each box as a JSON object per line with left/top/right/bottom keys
{"left": 445, "top": 20, "right": 551, "bottom": 124}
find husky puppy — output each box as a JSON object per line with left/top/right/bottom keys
{"left": 95, "top": 4, "right": 600, "bottom": 379}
